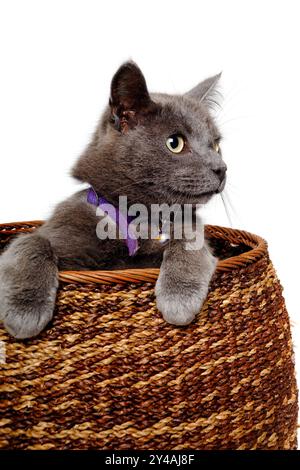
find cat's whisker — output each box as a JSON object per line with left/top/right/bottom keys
{"left": 222, "top": 190, "right": 241, "bottom": 222}
{"left": 220, "top": 192, "right": 234, "bottom": 227}
{"left": 220, "top": 187, "right": 243, "bottom": 228}
{"left": 224, "top": 180, "right": 240, "bottom": 193}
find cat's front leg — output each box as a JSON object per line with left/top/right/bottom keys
{"left": 0, "top": 233, "right": 58, "bottom": 339}
{"left": 155, "top": 238, "right": 217, "bottom": 326}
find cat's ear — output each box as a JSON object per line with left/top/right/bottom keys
{"left": 185, "top": 73, "right": 222, "bottom": 107}
{"left": 109, "top": 61, "right": 157, "bottom": 132}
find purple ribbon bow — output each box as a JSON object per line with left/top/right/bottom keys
{"left": 87, "top": 187, "right": 138, "bottom": 256}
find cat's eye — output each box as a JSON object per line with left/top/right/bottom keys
{"left": 166, "top": 134, "right": 185, "bottom": 154}
{"left": 213, "top": 141, "right": 220, "bottom": 153}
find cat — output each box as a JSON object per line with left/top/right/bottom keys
{"left": 0, "top": 61, "right": 227, "bottom": 339}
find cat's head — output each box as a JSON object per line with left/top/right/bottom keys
{"left": 72, "top": 61, "right": 227, "bottom": 206}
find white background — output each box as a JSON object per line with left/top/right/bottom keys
{"left": 0, "top": 0, "right": 299, "bottom": 444}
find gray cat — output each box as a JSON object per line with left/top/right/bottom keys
{"left": 0, "top": 62, "right": 227, "bottom": 339}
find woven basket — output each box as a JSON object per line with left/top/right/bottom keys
{"left": 0, "top": 221, "right": 298, "bottom": 450}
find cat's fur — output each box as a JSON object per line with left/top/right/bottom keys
{"left": 0, "top": 62, "right": 227, "bottom": 338}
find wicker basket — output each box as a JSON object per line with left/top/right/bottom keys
{"left": 0, "top": 221, "right": 298, "bottom": 450}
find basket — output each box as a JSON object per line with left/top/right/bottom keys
{"left": 0, "top": 221, "right": 298, "bottom": 450}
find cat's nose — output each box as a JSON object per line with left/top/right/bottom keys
{"left": 212, "top": 164, "right": 227, "bottom": 183}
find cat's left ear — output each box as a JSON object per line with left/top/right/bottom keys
{"left": 185, "top": 73, "right": 222, "bottom": 106}
{"left": 109, "top": 61, "right": 157, "bottom": 132}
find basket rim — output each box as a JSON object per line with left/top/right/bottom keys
{"left": 0, "top": 220, "right": 268, "bottom": 285}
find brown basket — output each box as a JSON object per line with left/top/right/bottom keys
{"left": 0, "top": 221, "right": 298, "bottom": 450}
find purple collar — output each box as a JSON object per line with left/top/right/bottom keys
{"left": 87, "top": 187, "right": 138, "bottom": 256}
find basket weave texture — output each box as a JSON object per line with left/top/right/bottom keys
{"left": 0, "top": 222, "right": 298, "bottom": 450}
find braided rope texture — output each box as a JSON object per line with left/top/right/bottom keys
{"left": 0, "top": 222, "right": 298, "bottom": 450}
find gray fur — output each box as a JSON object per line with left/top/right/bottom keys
{"left": 155, "top": 240, "right": 217, "bottom": 325}
{"left": 0, "top": 61, "right": 227, "bottom": 338}
{"left": 0, "top": 234, "right": 58, "bottom": 338}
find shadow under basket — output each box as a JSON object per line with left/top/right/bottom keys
{"left": 0, "top": 221, "right": 298, "bottom": 450}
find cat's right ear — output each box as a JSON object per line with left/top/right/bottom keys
{"left": 109, "top": 61, "right": 157, "bottom": 133}
{"left": 185, "top": 73, "right": 222, "bottom": 108}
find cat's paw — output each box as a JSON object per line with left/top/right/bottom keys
{"left": 155, "top": 279, "right": 207, "bottom": 326}
{"left": 1, "top": 294, "right": 57, "bottom": 339}
{"left": 155, "top": 290, "right": 203, "bottom": 326}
